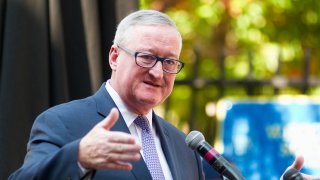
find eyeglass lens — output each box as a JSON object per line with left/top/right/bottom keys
{"left": 136, "top": 53, "right": 182, "bottom": 73}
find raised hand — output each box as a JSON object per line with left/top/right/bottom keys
{"left": 78, "top": 108, "right": 141, "bottom": 171}
{"left": 281, "top": 155, "right": 320, "bottom": 180}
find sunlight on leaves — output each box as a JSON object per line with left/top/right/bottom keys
{"left": 261, "top": 43, "right": 279, "bottom": 72}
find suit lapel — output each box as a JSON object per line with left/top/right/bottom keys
{"left": 152, "top": 113, "right": 178, "bottom": 180}
{"left": 93, "top": 84, "right": 152, "bottom": 180}
{"left": 111, "top": 115, "right": 152, "bottom": 180}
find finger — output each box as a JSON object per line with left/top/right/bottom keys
{"left": 107, "top": 131, "right": 139, "bottom": 144}
{"left": 109, "top": 142, "right": 141, "bottom": 153}
{"left": 103, "top": 161, "right": 133, "bottom": 171}
{"left": 97, "top": 108, "right": 119, "bottom": 130}
{"left": 281, "top": 156, "right": 305, "bottom": 180}
{"left": 103, "top": 152, "right": 141, "bottom": 162}
{"left": 291, "top": 155, "right": 304, "bottom": 170}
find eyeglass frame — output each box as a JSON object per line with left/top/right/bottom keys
{"left": 117, "top": 44, "right": 184, "bottom": 74}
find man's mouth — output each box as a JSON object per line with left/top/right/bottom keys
{"left": 144, "top": 80, "right": 161, "bottom": 87}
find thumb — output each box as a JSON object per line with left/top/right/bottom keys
{"left": 291, "top": 155, "right": 304, "bottom": 170}
{"left": 97, "top": 108, "right": 119, "bottom": 130}
{"left": 281, "top": 156, "right": 305, "bottom": 180}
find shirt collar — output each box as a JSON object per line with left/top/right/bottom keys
{"left": 105, "top": 80, "right": 153, "bottom": 127}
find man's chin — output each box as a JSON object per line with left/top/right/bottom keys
{"left": 138, "top": 97, "right": 161, "bottom": 107}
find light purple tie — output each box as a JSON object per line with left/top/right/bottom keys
{"left": 134, "top": 116, "right": 165, "bottom": 180}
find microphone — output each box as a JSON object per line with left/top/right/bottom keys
{"left": 186, "top": 131, "right": 245, "bottom": 180}
{"left": 283, "top": 168, "right": 303, "bottom": 180}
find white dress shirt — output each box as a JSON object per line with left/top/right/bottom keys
{"left": 106, "top": 81, "right": 173, "bottom": 180}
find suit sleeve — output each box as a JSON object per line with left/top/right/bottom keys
{"left": 197, "top": 154, "right": 204, "bottom": 179}
{"left": 9, "top": 110, "right": 82, "bottom": 180}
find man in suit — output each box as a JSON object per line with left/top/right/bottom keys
{"left": 10, "top": 9, "right": 204, "bottom": 180}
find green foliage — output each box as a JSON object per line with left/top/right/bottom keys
{"left": 140, "top": 0, "right": 320, "bottom": 141}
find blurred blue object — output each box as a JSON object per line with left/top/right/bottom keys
{"left": 219, "top": 98, "right": 320, "bottom": 180}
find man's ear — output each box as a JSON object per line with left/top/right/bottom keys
{"left": 109, "top": 45, "right": 119, "bottom": 70}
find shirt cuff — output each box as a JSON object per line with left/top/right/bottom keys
{"left": 78, "top": 161, "right": 91, "bottom": 178}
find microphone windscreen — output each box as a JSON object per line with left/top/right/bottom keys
{"left": 185, "top": 131, "right": 205, "bottom": 150}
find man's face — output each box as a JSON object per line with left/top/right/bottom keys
{"left": 109, "top": 25, "right": 181, "bottom": 115}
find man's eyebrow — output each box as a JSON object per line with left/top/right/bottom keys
{"left": 137, "top": 48, "right": 179, "bottom": 59}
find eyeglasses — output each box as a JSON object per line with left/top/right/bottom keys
{"left": 117, "top": 45, "right": 184, "bottom": 74}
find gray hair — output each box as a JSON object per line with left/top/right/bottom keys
{"left": 113, "top": 9, "right": 182, "bottom": 49}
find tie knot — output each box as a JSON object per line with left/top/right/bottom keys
{"left": 134, "top": 116, "right": 150, "bottom": 132}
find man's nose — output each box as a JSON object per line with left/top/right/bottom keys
{"left": 149, "top": 61, "right": 164, "bottom": 78}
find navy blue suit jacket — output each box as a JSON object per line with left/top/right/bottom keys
{"left": 10, "top": 83, "right": 204, "bottom": 180}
